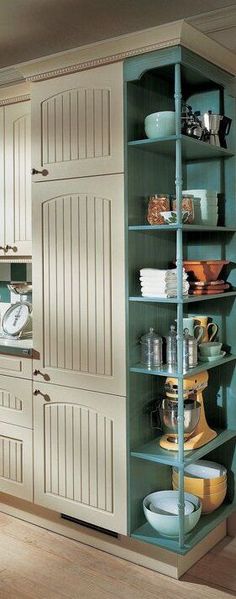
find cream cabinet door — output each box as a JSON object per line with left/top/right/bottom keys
{"left": 32, "top": 175, "right": 126, "bottom": 396}
{"left": 3, "top": 101, "right": 31, "bottom": 257}
{"left": 33, "top": 382, "right": 127, "bottom": 534}
{"left": 0, "top": 422, "right": 33, "bottom": 501}
{"left": 0, "top": 375, "right": 32, "bottom": 428}
{"left": 31, "top": 62, "right": 123, "bottom": 180}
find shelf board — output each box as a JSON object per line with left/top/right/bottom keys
{"left": 128, "top": 135, "right": 234, "bottom": 161}
{"left": 131, "top": 429, "right": 236, "bottom": 468}
{"left": 129, "top": 291, "right": 236, "bottom": 303}
{"left": 128, "top": 225, "right": 236, "bottom": 232}
{"left": 130, "top": 354, "right": 236, "bottom": 378}
{"left": 131, "top": 500, "right": 236, "bottom": 555}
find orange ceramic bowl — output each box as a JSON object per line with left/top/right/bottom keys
{"left": 183, "top": 260, "right": 229, "bottom": 282}
{"left": 172, "top": 481, "right": 226, "bottom": 514}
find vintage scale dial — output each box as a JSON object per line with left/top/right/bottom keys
{"left": 2, "top": 302, "right": 32, "bottom": 337}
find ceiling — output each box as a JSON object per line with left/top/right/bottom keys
{"left": 0, "top": 0, "right": 236, "bottom": 69}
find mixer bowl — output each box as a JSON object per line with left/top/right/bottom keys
{"left": 159, "top": 398, "right": 201, "bottom": 442}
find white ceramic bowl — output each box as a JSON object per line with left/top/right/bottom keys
{"left": 149, "top": 496, "right": 194, "bottom": 516}
{"left": 182, "top": 460, "right": 227, "bottom": 480}
{"left": 144, "top": 111, "right": 175, "bottom": 139}
{"left": 160, "top": 210, "right": 190, "bottom": 224}
{"left": 143, "top": 490, "right": 202, "bottom": 537}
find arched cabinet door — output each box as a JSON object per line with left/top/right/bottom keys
{"left": 33, "top": 382, "right": 127, "bottom": 534}
{"left": 31, "top": 63, "right": 123, "bottom": 181}
{"left": 33, "top": 174, "right": 126, "bottom": 397}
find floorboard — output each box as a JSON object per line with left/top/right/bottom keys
{"left": 0, "top": 514, "right": 235, "bottom": 599}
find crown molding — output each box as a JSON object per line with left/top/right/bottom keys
{"left": 188, "top": 5, "right": 236, "bottom": 33}
{"left": 26, "top": 39, "right": 179, "bottom": 82}
{"left": 0, "top": 19, "right": 235, "bottom": 86}
{"left": 0, "top": 93, "right": 30, "bottom": 106}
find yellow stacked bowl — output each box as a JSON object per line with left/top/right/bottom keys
{"left": 172, "top": 460, "right": 227, "bottom": 514}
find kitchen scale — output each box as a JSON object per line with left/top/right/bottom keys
{"left": 160, "top": 371, "right": 217, "bottom": 451}
{"left": 0, "top": 283, "right": 32, "bottom": 340}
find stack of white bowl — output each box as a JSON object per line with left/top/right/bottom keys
{"left": 183, "top": 189, "right": 218, "bottom": 226}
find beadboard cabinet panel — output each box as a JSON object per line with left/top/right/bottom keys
{"left": 0, "top": 375, "right": 32, "bottom": 428}
{"left": 33, "top": 382, "right": 127, "bottom": 534}
{"left": 0, "top": 422, "right": 33, "bottom": 501}
{"left": 2, "top": 101, "right": 31, "bottom": 256}
{"left": 33, "top": 175, "right": 126, "bottom": 396}
{"left": 31, "top": 63, "right": 123, "bottom": 180}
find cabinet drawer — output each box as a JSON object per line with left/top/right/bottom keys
{"left": 0, "top": 422, "right": 33, "bottom": 501}
{"left": 0, "top": 355, "right": 32, "bottom": 379}
{"left": 0, "top": 375, "right": 32, "bottom": 428}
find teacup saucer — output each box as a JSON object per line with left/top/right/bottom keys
{"left": 199, "top": 351, "right": 226, "bottom": 362}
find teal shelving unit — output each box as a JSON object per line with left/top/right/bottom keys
{"left": 124, "top": 46, "right": 236, "bottom": 554}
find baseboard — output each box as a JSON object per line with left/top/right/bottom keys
{"left": 0, "top": 493, "right": 226, "bottom": 579}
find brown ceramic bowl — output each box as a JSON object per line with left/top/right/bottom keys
{"left": 183, "top": 260, "right": 229, "bottom": 282}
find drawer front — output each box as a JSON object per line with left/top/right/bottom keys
{"left": 0, "top": 355, "right": 32, "bottom": 379}
{"left": 0, "top": 375, "right": 32, "bottom": 428}
{"left": 0, "top": 422, "right": 33, "bottom": 501}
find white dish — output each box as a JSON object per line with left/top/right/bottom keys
{"left": 199, "top": 351, "right": 226, "bottom": 362}
{"left": 149, "top": 498, "right": 194, "bottom": 516}
{"left": 143, "top": 491, "right": 201, "bottom": 537}
{"left": 144, "top": 111, "right": 175, "bottom": 139}
{"left": 182, "top": 460, "right": 227, "bottom": 480}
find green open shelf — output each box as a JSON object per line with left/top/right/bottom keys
{"left": 128, "top": 225, "right": 236, "bottom": 232}
{"left": 130, "top": 355, "right": 236, "bottom": 378}
{"left": 131, "top": 500, "right": 236, "bottom": 555}
{"left": 128, "top": 134, "right": 234, "bottom": 160}
{"left": 129, "top": 291, "right": 236, "bottom": 303}
{"left": 131, "top": 429, "right": 236, "bottom": 467}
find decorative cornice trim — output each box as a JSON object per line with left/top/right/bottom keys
{"left": 26, "top": 38, "right": 179, "bottom": 81}
{"left": 0, "top": 94, "right": 30, "bottom": 106}
{"left": 188, "top": 5, "right": 236, "bottom": 33}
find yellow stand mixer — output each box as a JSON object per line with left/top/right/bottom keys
{"left": 159, "top": 371, "right": 217, "bottom": 451}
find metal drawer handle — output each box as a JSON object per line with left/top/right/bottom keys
{"left": 31, "top": 168, "right": 48, "bottom": 176}
{"left": 33, "top": 389, "right": 51, "bottom": 402}
{"left": 5, "top": 245, "right": 17, "bottom": 252}
{"left": 33, "top": 369, "right": 50, "bottom": 381}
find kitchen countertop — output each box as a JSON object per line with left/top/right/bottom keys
{"left": 0, "top": 337, "right": 33, "bottom": 357}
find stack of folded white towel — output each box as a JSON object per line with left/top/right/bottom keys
{"left": 140, "top": 268, "right": 189, "bottom": 298}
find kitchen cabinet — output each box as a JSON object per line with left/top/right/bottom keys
{"left": 124, "top": 47, "right": 236, "bottom": 554}
{"left": 0, "top": 360, "right": 33, "bottom": 501}
{"left": 0, "top": 100, "right": 31, "bottom": 257}
{"left": 31, "top": 63, "right": 123, "bottom": 181}
{"left": 0, "top": 421, "right": 33, "bottom": 501}
{"left": 32, "top": 174, "right": 126, "bottom": 396}
{"left": 33, "top": 381, "right": 127, "bottom": 534}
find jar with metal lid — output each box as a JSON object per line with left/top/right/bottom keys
{"left": 147, "top": 194, "right": 170, "bottom": 225}
{"left": 165, "top": 325, "right": 177, "bottom": 367}
{"left": 183, "top": 328, "right": 198, "bottom": 370}
{"left": 140, "top": 327, "right": 163, "bottom": 368}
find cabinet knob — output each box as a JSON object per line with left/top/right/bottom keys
{"left": 33, "top": 389, "right": 50, "bottom": 402}
{"left": 33, "top": 369, "right": 50, "bottom": 381}
{"left": 31, "top": 168, "right": 48, "bottom": 176}
{"left": 5, "top": 245, "right": 17, "bottom": 253}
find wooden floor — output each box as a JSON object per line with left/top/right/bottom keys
{"left": 0, "top": 513, "right": 235, "bottom": 598}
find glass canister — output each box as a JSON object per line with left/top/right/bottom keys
{"left": 183, "top": 328, "right": 198, "bottom": 370}
{"left": 147, "top": 194, "right": 170, "bottom": 225}
{"left": 172, "top": 195, "right": 194, "bottom": 223}
{"left": 140, "top": 328, "right": 163, "bottom": 368}
{"left": 165, "top": 325, "right": 177, "bottom": 367}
